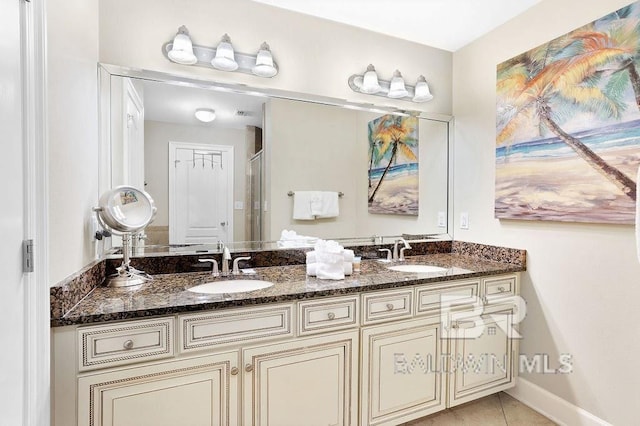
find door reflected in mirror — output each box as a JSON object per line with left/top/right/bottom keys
{"left": 103, "top": 67, "right": 451, "bottom": 252}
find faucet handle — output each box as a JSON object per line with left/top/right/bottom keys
{"left": 378, "top": 249, "right": 392, "bottom": 262}
{"left": 232, "top": 256, "right": 251, "bottom": 275}
{"left": 399, "top": 246, "right": 411, "bottom": 261}
{"left": 198, "top": 258, "right": 219, "bottom": 276}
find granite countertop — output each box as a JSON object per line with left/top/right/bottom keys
{"left": 53, "top": 253, "right": 525, "bottom": 327}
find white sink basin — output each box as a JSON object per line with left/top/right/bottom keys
{"left": 188, "top": 279, "right": 274, "bottom": 294}
{"left": 388, "top": 265, "right": 448, "bottom": 273}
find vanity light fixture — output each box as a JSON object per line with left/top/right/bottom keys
{"left": 163, "top": 26, "right": 279, "bottom": 78}
{"left": 387, "top": 70, "right": 409, "bottom": 99}
{"left": 167, "top": 26, "right": 198, "bottom": 65}
{"left": 348, "top": 65, "right": 434, "bottom": 103}
{"left": 195, "top": 108, "right": 216, "bottom": 123}
{"left": 211, "top": 34, "right": 239, "bottom": 71}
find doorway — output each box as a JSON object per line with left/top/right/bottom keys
{"left": 169, "top": 142, "right": 234, "bottom": 245}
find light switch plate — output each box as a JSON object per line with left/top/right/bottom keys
{"left": 437, "top": 211, "right": 446, "bottom": 228}
{"left": 234, "top": 201, "right": 244, "bottom": 210}
{"left": 460, "top": 212, "right": 469, "bottom": 230}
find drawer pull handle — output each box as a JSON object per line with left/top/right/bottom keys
{"left": 245, "top": 364, "right": 254, "bottom": 373}
{"left": 386, "top": 303, "right": 394, "bottom": 311}
{"left": 327, "top": 312, "right": 336, "bottom": 320}
{"left": 122, "top": 340, "right": 134, "bottom": 350}
{"left": 498, "top": 286, "right": 506, "bottom": 292}
{"left": 230, "top": 367, "right": 239, "bottom": 376}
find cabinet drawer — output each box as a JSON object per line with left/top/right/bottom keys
{"left": 415, "top": 280, "right": 480, "bottom": 315}
{"left": 78, "top": 317, "right": 174, "bottom": 371}
{"left": 362, "top": 289, "right": 413, "bottom": 325}
{"left": 298, "top": 296, "right": 359, "bottom": 335}
{"left": 483, "top": 275, "right": 517, "bottom": 301}
{"left": 179, "top": 303, "right": 294, "bottom": 353}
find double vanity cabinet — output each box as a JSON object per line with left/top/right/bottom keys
{"left": 52, "top": 267, "right": 521, "bottom": 426}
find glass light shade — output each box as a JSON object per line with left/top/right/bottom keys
{"left": 387, "top": 70, "right": 409, "bottom": 99}
{"left": 252, "top": 42, "right": 277, "bottom": 77}
{"left": 167, "top": 26, "right": 197, "bottom": 65}
{"left": 412, "top": 75, "right": 433, "bottom": 102}
{"left": 195, "top": 108, "right": 216, "bottom": 123}
{"left": 211, "top": 34, "right": 239, "bottom": 71}
{"left": 360, "top": 64, "right": 382, "bottom": 94}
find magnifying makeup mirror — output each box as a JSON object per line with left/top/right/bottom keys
{"left": 95, "top": 186, "right": 157, "bottom": 287}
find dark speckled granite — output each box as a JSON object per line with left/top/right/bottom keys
{"left": 452, "top": 241, "right": 526, "bottom": 267}
{"left": 52, "top": 253, "right": 525, "bottom": 327}
{"left": 49, "top": 260, "right": 105, "bottom": 320}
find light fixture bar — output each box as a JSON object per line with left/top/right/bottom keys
{"left": 162, "top": 41, "right": 279, "bottom": 78}
{"left": 348, "top": 72, "right": 433, "bottom": 103}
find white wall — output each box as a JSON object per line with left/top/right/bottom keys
{"left": 144, "top": 120, "right": 247, "bottom": 242}
{"left": 453, "top": 0, "right": 640, "bottom": 424}
{"left": 47, "top": 0, "right": 99, "bottom": 285}
{"left": 98, "top": 0, "right": 452, "bottom": 115}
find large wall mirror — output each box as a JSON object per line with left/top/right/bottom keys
{"left": 99, "top": 64, "right": 453, "bottom": 253}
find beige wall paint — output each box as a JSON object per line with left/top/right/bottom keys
{"left": 144, "top": 120, "right": 247, "bottom": 242}
{"left": 453, "top": 0, "right": 640, "bottom": 424}
{"left": 98, "top": 0, "right": 452, "bottom": 115}
{"left": 47, "top": 0, "right": 99, "bottom": 285}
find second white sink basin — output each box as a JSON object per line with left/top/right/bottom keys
{"left": 388, "top": 264, "right": 448, "bottom": 273}
{"left": 188, "top": 279, "right": 274, "bottom": 294}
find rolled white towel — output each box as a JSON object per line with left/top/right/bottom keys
{"left": 306, "top": 251, "right": 317, "bottom": 264}
{"left": 307, "top": 249, "right": 354, "bottom": 264}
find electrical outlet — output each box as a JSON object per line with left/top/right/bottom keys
{"left": 234, "top": 201, "right": 244, "bottom": 210}
{"left": 437, "top": 211, "right": 446, "bottom": 228}
{"left": 460, "top": 212, "right": 469, "bottom": 230}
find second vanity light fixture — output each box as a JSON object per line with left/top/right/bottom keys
{"left": 164, "top": 26, "right": 279, "bottom": 78}
{"left": 348, "top": 65, "right": 433, "bottom": 103}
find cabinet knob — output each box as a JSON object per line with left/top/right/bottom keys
{"left": 230, "top": 367, "right": 239, "bottom": 376}
{"left": 245, "top": 364, "right": 254, "bottom": 373}
{"left": 327, "top": 312, "right": 336, "bottom": 320}
{"left": 386, "top": 303, "right": 394, "bottom": 311}
{"left": 498, "top": 286, "right": 505, "bottom": 292}
{"left": 122, "top": 339, "right": 134, "bottom": 350}
{"left": 451, "top": 322, "right": 459, "bottom": 329}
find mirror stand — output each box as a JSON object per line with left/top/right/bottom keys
{"left": 108, "top": 233, "right": 152, "bottom": 287}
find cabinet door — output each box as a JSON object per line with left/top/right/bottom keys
{"left": 243, "top": 331, "right": 358, "bottom": 426}
{"left": 360, "top": 317, "right": 445, "bottom": 426}
{"left": 447, "top": 304, "right": 517, "bottom": 407}
{"left": 78, "top": 352, "right": 239, "bottom": 426}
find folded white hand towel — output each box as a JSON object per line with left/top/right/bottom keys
{"left": 343, "top": 249, "right": 355, "bottom": 263}
{"left": 313, "top": 191, "right": 340, "bottom": 218}
{"left": 315, "top": 262, "right": 345, "bottom": 280}
{"left": 293, "top": 191, "right": 322, "bottom": 220}
{"left": 307, "top": 262, "right": 353, "bottom": 276}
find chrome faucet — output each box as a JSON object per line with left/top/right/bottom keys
{"left": 221, "top": 246, "right": 232, "bottom": 276}
{"left": 232, "top": 256, "right": 252, "bottom": 275}
{"left": 393, "top": 238, "right": 412, "bottom": 261}
{"left": 198, "top": 258, "right": 219, "bottom": 277}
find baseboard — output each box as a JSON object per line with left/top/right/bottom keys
{"left": 506, "top": 378, "right": 611, "bottom": 426}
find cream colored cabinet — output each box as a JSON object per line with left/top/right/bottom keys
{"left": 77, "top": 351, "right": 239, "bottom": 426}
{"left": 360, "top": 316, "right": 445, "bottom": 426}
{"left": 446, "top": 302, "right": 518, "bottom": 407}
{"left": 242, "top": 330, "right": 359, "bottom": 426}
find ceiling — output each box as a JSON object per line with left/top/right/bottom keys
{"left": 142, "top": 79, "right": 265, "bottom": 128}
{"left": 250, "top": 0, "right": 542, "bottom": 52}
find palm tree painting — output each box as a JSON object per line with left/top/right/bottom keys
{"left": 496, "top": 1, "right": 640, "bottom": 223}
{"left": 368, "top": 114, "right": 419, "bottom": 215}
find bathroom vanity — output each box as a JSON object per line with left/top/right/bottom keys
{"left": 51, "top": 244, "right": 525, "bottom": 426}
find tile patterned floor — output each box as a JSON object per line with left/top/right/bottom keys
{"left": 402, "top": 392, "right": 557, "bottom": 426}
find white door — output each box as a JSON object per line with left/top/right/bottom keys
{"left": 0, "top": 0, "right": 26, "bottom": 422}
{"left": 169, "top": 142, "right": 233, "bottom": 245}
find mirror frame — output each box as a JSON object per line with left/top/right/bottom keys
{"left": 98, "top": 63, "right": 455, "bottom": 254}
